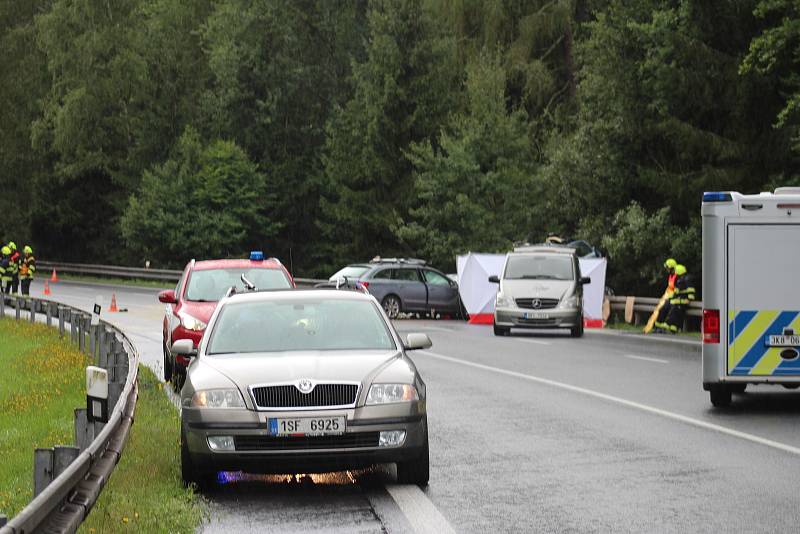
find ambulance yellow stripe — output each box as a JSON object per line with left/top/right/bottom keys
{"left": 750, "top": 314, "right": 800, "bottom": 375}
{"left": 730, "top": 310, "right": 779, "bottom": 369}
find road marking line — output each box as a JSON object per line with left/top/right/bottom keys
{"left": 385, "top": 484, "right": 456, "bottom": 534}
{"left": 515, "top": 338, "right": 551, "bottom": 346}
{"left": 624, "top": 354, "right": 669, "bottom": 364}
{"left": 418, "top": 350, "right": 800, "bottom": 457}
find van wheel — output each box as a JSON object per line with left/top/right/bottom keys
{"left": 570, "top": 321, "right": 584, "bottom": 338}
{"left": 709, "top": 385, "right": 732, "bottom": 407}
{"left": 382, "top": 295, "right": 401, "bottom": 319}
{"left": 493, "top": 323, "right": 509, "bottom": 336}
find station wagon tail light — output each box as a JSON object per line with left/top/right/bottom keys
{"left": 703, "top": 309, "right": 720, "bottom": 344}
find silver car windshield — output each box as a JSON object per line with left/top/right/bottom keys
{"left": 185, "top": 268, "right": 291, "bottom": 302}
{"left": 207, "top": 299, "right": 397, "bottom": 354}
{"left": 504, "top": 255, "right": 574, "bottom": 281}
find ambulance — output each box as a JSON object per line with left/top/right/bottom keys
{"left": 702, "top": 188, "right": 800, "bottom": 407}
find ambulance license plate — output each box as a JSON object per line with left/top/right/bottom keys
{"left": 524, "top": 312, "right": 549, "bottom": 320}
{"left": 767, "top": 335, "right": 800, "bottom": 347}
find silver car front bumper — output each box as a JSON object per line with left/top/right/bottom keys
{"left": 494, "top": 307, "right": 581, "bottom": 329}
{"left": 182, "top": 402, "right": 427, "bottom": 474}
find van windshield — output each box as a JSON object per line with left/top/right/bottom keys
{"left": 504, "top": 255, "right": 574, "bottom": 281}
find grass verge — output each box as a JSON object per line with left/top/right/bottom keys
{"left": 55, "top": 272, "right": 172, "bottom": 289}
{"left": 0, "top": 318, "right": 90, "bottom": 517}
{"left": 79, "top": 366, "right": 205, "bottom": 533}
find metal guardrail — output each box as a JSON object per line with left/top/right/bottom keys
{"left": 0, "top": 294, "right": 139, "bottom": 534}
{"left": 37, "top": 261, "right": 324, "bottom": 288}
{"left": 607, "top": 295, "right": 703, "bottom": 326}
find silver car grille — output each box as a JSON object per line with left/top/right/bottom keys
{"left": 251, "top": 384, "right": 359, "bottom": 409}
{"left": 515, "top": 298, "right": 559, "bottom": 310}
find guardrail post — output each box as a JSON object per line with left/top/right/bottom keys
{"left": 98, "top": 327, "right": 108, "bottom": 368}
{"left": 74, "top": 408, "right": 94, "bottom": 452}
{"left": 0, "top": 294, "right": 5, "bottom": 318}
{"left": 89, "top": 325, "right": 96, "bottom": 359}
{"left": 46, "top": 302, "right": 53, "bottom": 327}
{"left": 53, "top": 446, "right": 80, "bottom": 479}
{"left": 70, "top": 310, "right": 77, "bottom": 342}
{"left": 29, "top": 299, "right": 36, "bottom": 323}
{"left": 78, "top": 314, "right": 85, "bottom": 353}
{"left": 33, "top": 448, "right": 54, "bottom": 497}
{"left": 14, "top": 297, "right": 21, "bottom": 320}
{"left": 0, "top": 514, "right": 7, "bottom": 526}
{"left": 58, "top": 306, "right": 66, "bottom": 337}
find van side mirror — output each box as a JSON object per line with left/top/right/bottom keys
{"left": 580, "top": 276, "right": 591, "bottom": 285}
{"left": 488, "top": 275, "right": 500, "bottom": 284}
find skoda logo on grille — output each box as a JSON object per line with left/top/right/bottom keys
{"left": 531, "top": 299, "right": 542, "bottom": 309}
{"left": 296, "top": 379, "right": 314, "bottom": 394}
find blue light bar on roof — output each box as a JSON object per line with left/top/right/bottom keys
{"left": 250, "top": 250, "right": 264, "bottom": 261}
{"left": 703, "top": 192, "right": 732, "bottom": 202}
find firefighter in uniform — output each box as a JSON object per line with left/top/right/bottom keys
{"left": 20, "top": 245, "right": 35, "bottom": 296}
{"left": 665, "top": 264, "right": 695, "bottom": 333}
{"left": 8, "top": 242, "right": 20, "bottom": 294}
{"left": 1, "top": 246, "right": 11, "bottom": 294}
{"left": 654, "top": 258, "right": 678, "bottom": 332}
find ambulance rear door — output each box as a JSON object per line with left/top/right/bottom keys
{"left": 727, "top": 224, "right": 800, "bottom": 378}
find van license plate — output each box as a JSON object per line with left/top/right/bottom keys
{"left": 767, "top": 335, "right": 800, "bottom": 347}
{"left": 524, "top": 312, "right": 549, "bottom": 320}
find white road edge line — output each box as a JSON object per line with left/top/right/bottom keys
{"left": 624, "top": 354, "right": 669, "bottom": 364}
{"left": 385, "top": 484, "right": 457, "bottom": 534}
{"left": 418, "top": 350, "right": 800, "bottom": 457}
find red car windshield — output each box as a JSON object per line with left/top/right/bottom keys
{"left": 185, "top": 268, "right": 291, "bottom": 301}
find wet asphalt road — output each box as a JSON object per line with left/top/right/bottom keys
{"left": 36, "top": 280, "right": 800, "bottom": 533}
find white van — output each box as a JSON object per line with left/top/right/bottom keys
{"left": 702, "top": 188, "right": 800, "bottom": 407}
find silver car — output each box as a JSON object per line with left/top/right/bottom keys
{"left": 173, "top": 289, "right": 431, "bottom": 488}
{"left": 489, "top": 245, "right": 590, "bottom": 337}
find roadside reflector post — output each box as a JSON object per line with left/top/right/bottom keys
{"left": 33, "top": 448, "right": 54, "bottom": 497}
{"left": 53, "top": 446, "right": 80, "bottom": 479}
{"left": 86, "top": 366, "right": 109, "bottom": 424}
{"left": 74, "top": 408, "right": 94, "bottom": 452}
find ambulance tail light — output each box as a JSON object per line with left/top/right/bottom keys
{"left": 703, "top": 309, "right": 720, "bottom": 344}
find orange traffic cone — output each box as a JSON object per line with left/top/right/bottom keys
{"left": 44, "top": 280, "right": 51, "bottom": 296}
{"left": 109, "top": 293, "right": 119, "bottom": 312}
{"left": 50, "top": 269, "right": 59, "bottom": 283}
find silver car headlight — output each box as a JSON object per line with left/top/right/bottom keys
{"left": 496, "top": 293, "right": 513, "bottom": 308}
{"left": 191, "top": 388, "right": 245, "bottom": 408}
{"left": 179, "top": 311, "right": 207, "bottom": 331}
{"left": 559, "top": 294, "right": 579, "bottom": 309}
{"left": 366, "top": 384, "right": 419, "bottom": 405}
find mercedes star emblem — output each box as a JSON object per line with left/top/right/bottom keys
{"left": 531, "top": 299, "right": 541, "bottom": 309}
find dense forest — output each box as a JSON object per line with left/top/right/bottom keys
{"left": 1, "top": 0, "right": 798, "bottom": 295}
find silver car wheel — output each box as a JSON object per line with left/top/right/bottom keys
{"left": 383, "top": 295, "right": 401, "bottom": 319}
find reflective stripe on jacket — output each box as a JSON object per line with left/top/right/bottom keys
{"left": 669, "top": 274, "right": 696, "bottom": 305}
{"left": 20, "top": 255, "right": 35, "bottom": 279}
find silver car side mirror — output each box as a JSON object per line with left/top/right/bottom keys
{"left": 172, "top": 339, "right": 197, "bottom": 358}
{"left": 404, "top": 333, "right": 432, "bottom": 350}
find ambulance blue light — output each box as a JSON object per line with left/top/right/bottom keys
{"left": 703, "top": 192, "right": 732, "bottom": 202}
{"left": 249, "top": 251, "right": 264, "bottom": 261}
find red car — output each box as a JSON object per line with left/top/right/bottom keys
{"left": 159, "top": 252, "right": 295, "bottom": 387}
